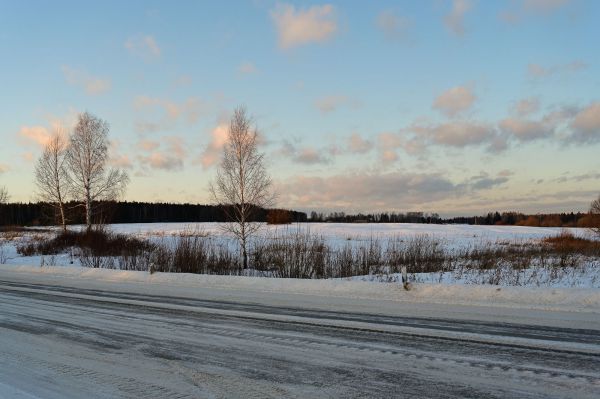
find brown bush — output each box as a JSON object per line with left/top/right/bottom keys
{"left": 540, "top": 215, "right": 562, "bottom": 227}
{"left": 516, "top": 215, "right": 540, "bottom": 227}
{"left": 542, "top": 230, "right": 600, "bottom": 256}
{"left": 17, "top": 227, "right": 152, "bottom": 257}
{"left": 266, "top": 209, "right": 293, "bottom": 225}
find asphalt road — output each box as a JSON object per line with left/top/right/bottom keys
{"left": 0, "top": 279, "right": 599, "bottom": 398}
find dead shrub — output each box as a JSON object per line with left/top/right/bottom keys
{"left": 17, "top": 228, "right": 151, "bottom": 256}
{"left": 266, "top": 209, "right": 293, "bottom": 225}
{"left": 253, "top": 231, "right": 328, "bottom": 278}
{"left": 543, "top": 230, "right": 600, "bottom": 256}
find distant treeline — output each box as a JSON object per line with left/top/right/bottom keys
{"left": 0, "top": 201, "right": 307, "bottom": 226}
{"left": 308, "top": 211, "right": 594, "bottom": 228}
{"left": 0, "top": 202, "right": 594, "bottom": 228}
{"left": 309, "top": 211, "right": 443, "bottom": 224}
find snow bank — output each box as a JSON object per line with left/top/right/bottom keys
{"left": 1, "top": 264, "right": 599, "bottom": 313}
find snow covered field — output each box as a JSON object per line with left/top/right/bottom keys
{"left": 102, "top": 222, "right": 591, "bottom": 248}
{"left": 1, "top": 222, "right": 598, "bottom": 288}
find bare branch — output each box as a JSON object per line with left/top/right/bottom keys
{"left": 0, "top": 186, "right": 8, "bottom": 205}
{"left": 590, "top": 194, "right": 600, "bottom": 236}
{"left": 210, "top": 106, "right": 274, "bottom": 269}
{"left": 35, "top": 127, "right": 70, "bottom": 231}
{"left": 66, "top": 112, "right": 129, "bottom": 229}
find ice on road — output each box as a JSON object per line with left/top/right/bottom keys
{"left": 0, "top": 268, "right": 599, "bottom": 398}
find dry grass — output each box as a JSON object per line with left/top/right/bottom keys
{"left": 12, "top": 226, "right": 599, "bottom": 283}
{"left": 17, "top": 227, "right": 152, "bottom": 258}
{"left": 542, "top": 230, "right": 600, "bottom": 256}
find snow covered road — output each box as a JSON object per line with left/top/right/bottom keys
{"left": 0, "top": 276, "right": 599, "bottom": 398}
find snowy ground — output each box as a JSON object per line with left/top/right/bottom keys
{"left": 2, "top": 222, "right": 598, "bottom": 288}
{"left": 1, "top": 224, "right": 599, "bottom": 398}
{"left": 100, "top": 222, "right": 593, "bottom": 249}
{"left": 1, "top": 264, "right": 600, "bottom": 313}
{"left": 0, "top": 266, "right": 599, "bottom": 398}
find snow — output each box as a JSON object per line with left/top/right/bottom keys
{"left": 2, "top": 271, "right": 599, "bottom": 398}
{"left": 1, "top": 231, "right": 599, "bottom": 398}
{"left": 0, "top": 382, "right": 41, "bottom": 399}
{"left": 95, "top": 222, "right": 593, "bottom": 248}
{"left": 350, "top": 261, "right": 600, "bottom": 288}
{"left": 1, "top": 264, "right": 599, "bottom": 314}
{"left": 1, "top": 222, "right": 598, "bottom": 289}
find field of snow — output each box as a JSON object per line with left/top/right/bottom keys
{"left": 105, "top": 222, "right": 590, "bottom": 248}
{"left": 1, "top": 222, "right": 598, "bottom": 288}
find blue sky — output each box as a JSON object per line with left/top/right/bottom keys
{"left": 0, "top": 0, "right": 599, "bottom": 216}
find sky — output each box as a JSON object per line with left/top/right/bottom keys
{"left": 0, "top": 0, "right": 599, "bottom": 217}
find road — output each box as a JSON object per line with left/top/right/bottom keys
{"left": 0, "top": 278, "right": 599, "bottom": 398}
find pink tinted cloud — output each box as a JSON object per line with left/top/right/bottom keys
{"left": 198, "top": 123, "right": 229, "bottom": 169}
{"left": 432, "top": 86, "right": 476, "bottom": 117}
{"left": 271, "top": 3, "right": 337, "bottom": 49}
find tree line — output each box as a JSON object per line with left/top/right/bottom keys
{"left": 0, "top": 201, "right": 306, "bottom": 226}
{"left": 308, "top": 210, "right": 596, "bottom": 228}
{"left": 0, "top": 201, "right": 597, "bottom": 229}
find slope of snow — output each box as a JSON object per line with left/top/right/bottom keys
{"left": 1, "top": 264, "right": 599, "bottom": 314}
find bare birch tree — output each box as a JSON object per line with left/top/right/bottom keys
{"left": 591, "top": 194, "right": 600, "bottom": 237}
{"left": 0, "top": 186, "right": 7, "bottom": 205}
{"left": 35, "top": 128, "right": 70, "bottom": 231}
{"left": 211, "top": 106, "right": 274, "bottom": 270}
{"left": 66, "top": 112, "right": 129, "bottom": 230}
{"left": 0, "top": 186, "right": 8, "bottom": 226}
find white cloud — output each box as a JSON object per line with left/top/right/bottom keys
{"left": 315, "top": 95, "right": 346, "bottom": 113}
{"left": 108, "top": 141, "right": 133, "bottom": 169}
{"left": 198, "top": 123, "right": 229, "bottom": 169}
{"left": 274, "top": 171, "right": 507, "bottom": 212}
{"left": 523, "top": 0, "right": 572, "bottom": 12}
{"left": 570, "top": 102, "right": 600, "bottom": 143}
{"left": 419, "top": 121, "right": 495, "bottom": 147}
{"left": 527, "top": 61, "right": 587, "bottom": 79}
{"left": 513, "top": 98, "right": 540, "bottom": 116}
{"left": 278, "top": 140, "right": 333, "bottom": 165}
{"left": 270, "top": 3, "right": 337, "bottom": 49}
{"left": 125, "top": 35, "right": 161, "bottom": 59}
{"left": 61, "top": 65, "right": 111, "bottom": 95}
{"left": 314, "top": 95, "right": 359, "bottom": 114}
{"left": 432, "top": 86, "right": 476, "bottom": 117}
{"left": 109, "top": 155, "right": 133, "bottom": 169}
{"left": 238, "top": 61, "right": 258, "bottom": 75}
{"left": 499, "top": 118, "right": 549, "bottom": 141}
{"left": 17, "top": 126, "right": 52, "bottom": 148}
{"left": 501, "top": 0, "right": 573, "bottom": 22}
{"left": 376, "top": 132, "right": 403, "bottom": 163}
{"left": 137, "top": 136, "right": 187, "bottom": 171}
{"left": 376, "top": 10, "right": 412, "bottom": 41}
{"left": 347, "top": 133, "right": 373, "bottom": 154}
{"left": 444, "top": 0, "right": 472, "bottom": 37}
{"left": 133, "top": 96, "right": 206, "bottom": 133}
{"left": 173, "top": 74, "right": 193, "bottom": 87}
{"left": 137, "top": 139, "right": 160, "bottom": 151}
{"left": 294, "top": 147, "right": 330, "bottom": 164}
